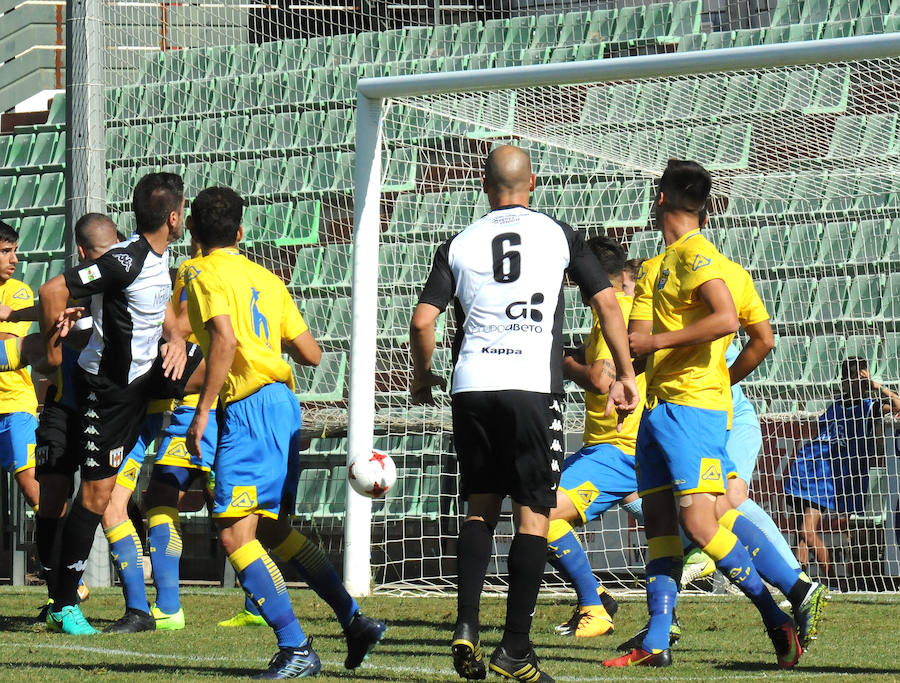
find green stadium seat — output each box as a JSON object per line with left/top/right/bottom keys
{"left": 35, "top": 173, "right": 62, "bottom": 208}
{"left": 586, "top": 182, "right": 621, "bottom": 226}
{"left": 853, "top": 173, "right": 894, "bottom": 213}
{"left": 219, "top": 116, "right": 248, "bottom": 153}
{"left": 556, "top": 10, "right": 589, "bottom": 46}
{"left": 776, "top": 278, "right": 816, "bottom": 323}
{"left": 770, "top": 336, "right": 809, "bottom": 384}
{"left": 229, "top": 160, "right": 257, "bottom": 198}
{"left": 663, "top": 80, "right": 698, "bottom": 119}
{"left": 879, "top": 333, "right": 900, "bottom": 381}
{"left": 859, "top": 113, "right": 897, "bottom": 157}
{"left": 398, "top": 243, "right": 434, "bottom": 288}
{"left": 720, "top": 225, "right": 756, "bottom": 263}
{"left": 707, "top": 124, "right": 751, "bottom": 170}
{"left": 300, "top": 352, "right": 347, "bottom": 402}
{"left": 754, "top": 279, "right": 782, "bottom": 318}
{"left": 138, "top": 52, "right": 165, "bottom": 83}
{"left": 494, "top": 50, "right": 521, "bottom": 68}
{"left": 801, "top": 0, "right": 831, "bottom": 24}
{"left": 164, "top": 81, "right": 191, "bottom": 117}
{"left": 521, "top": 46, "right": 550, "bottom": 65}
{"left": 531, "top": 13, "right": 561, "bottom": 49}
{"left": 803, "top": 336, "right": 844, "bottom": 384}
{"left": 294, "top": 468, "right": 329, "bottom": 520}
{"left": 849, "top": 219, "right": 889, "bottom": 263}
{"left": 443, "top": 190, "right": 481, "bottom": 234}
{"left": 299, "top": 37, "right": 329, "bottom": 71}
{"left": 412, "top": 191, "right": 446, "bottom": 236}
{"left": 323, "top": 296, "right": 354, "bottom": 342}
{"left": 613, "top": 5, "right": 644, "bottom": 42}
{"left": 693, "top": 78, "right": 726, "bottom": 118}
{"left": 821, "top": 19, "right": 856, "bottom": 38}
{"left": 722, "top": 75, "right": 758, "bottom": 117}
{"left": 884, "top": 218, "right": 900, "bottom": 260}
{"left": 479, "top": 19, "right": 508, "bottom": 54}
{"left": 322, "top": 465, "right": 347, "bottom": 519}
{"left": 628, "top": 229, "right": 663, "bottom": 259}
{"left": 387, "top": 193, "right": 419, "bottom": 236}
{"left": 586, "top": 8, "right": 617, "bottom": 44}
{"left": 279, "top": 156, "right": 312, "bottom": 194}
{"left": 137, "top": 83, "right": 166, "bottom": 119}
{"left": 845, "top": 335, "right": 880, "bottom": 372}
{"left": 607, "top": 180, "right": 651, "bottom": 228}
{"left": 270, "top": 112, "right": 299, "bottom": 150}
{"left": 206, "top": 161, "right": 234, "bottom": 190}
{"left": 318, "top": 109, "right": 354, "bottom": 148}
{"left": 36, "top": 214, "right": 65, "bottom": 254}
{"left": 804, "top": 66, "right": 850, "bottom": 114}
{"left": 641, "top": 2, "right": 672, "bottom": 40}
{"left": 426, "top": 23, "right": 456, "bottom": 58}
{"left": 107, "top": 167, "right": 134, "bottom": 203}
{"left": 817, "top": 221, "right": 855, "bottom": 265}
{"left": 467, "top": 53, "right": 494, "bottom": 70}
{"left": 148, "top": 122, "right": 174, "bottom": 157}
{"left": 328, "top": 32, "right": 356, "bottom": 68}
{"left": 452, "top": 21, "right": 482, "bottom": 56}
{"left": 277, "top": 199, "right": 320, "bottom": 246}
{"left": 377, "top": 243, "right": 406, "bottom": 287}
{"left": 23, "top": 261, "right": 48, "bottom": 294}
{"left": 753, "top": 72, "right": 789, "bottom": 112}
{"left": 28, "top": 132, "right": 58, "bottom": 167}
{"left": 844, "top": 274, "right": 884, "bottom": 320}
{"left": 783, "top": 69, "right": 816, "bottom": 111}
{"left": 880, "top": 273, "right": 900, "bottom": 320}
{"left": 122, "top": 124, "right": 152, "bottom": 159}
{"left": 6, "top": 134, "right": 34, "bottom": 169}
{"left": 183, "top": 163, "right": 208, "bottom": 199}
{"left": 317, "top": 243, "right": 352, "bottom": 289}
{"left": 828, "top": 115, "right": 865, "bottom": 158}
{"left": 383, "top": 148, "right": 418, "bottom": 192}
{"left": 784, "top": 222, "right": 822, "bottom": 265}
{"left": 808, "top": 276, "right": 849, "bottom": 322}
{"left": 770, "top": 0, "right": 803, "bottom": 27}
{"left": 506, "top": 15, "right": 535, "bottom": 52}
{"left": 241, "top": 205, "right": 270, "bottom": 244}
{"left": 195, "top": 118, "right": 222, "bottom": 154}
{"left": 352, "top": 30, "right": 380, "bottom": 64}
{"left": 635, "top": 81, "right": 668, "bottom": 122}
{"left": 732, "top": 28, "right": 765, "bottom": 46}
{"left": 608, "top": 83, "right": 640, "bottom": 123}
{"left": 678, "top": 32, "right": 706, "bottom": 51}
{"left": 821, "top": 169, "right": 858, "bottom": 214}
{"left": 670, "top": 0, "right": 701, "bottom": 38}
{"left": 252, "top": 157, "right": 282, "bottom": 196}
{"left": 704, "top": 30, "right": 733, "bottom": 50}
{"left": 401, "top": 26, "right": 431, "bottom": 61}
{"left": 16, "top": 216, "right": 43, "bottom": 253}
{"left": 787, "top": 171, "right": 828, "bottom": 215}
{"left": 10, "top": 174, "right": 40, "bottom": 209}
{"left": 246, "top": 113, "right": 273, "bottom": 150}
{"left": 229, "top": 42, "right": 257, "bottom": 76}
{"left": 854, "top": 14, "right": 884, "bottom": 35}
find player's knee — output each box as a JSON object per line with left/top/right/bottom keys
{"left": 80, "top": 479, "right": 116, "bottom": 515}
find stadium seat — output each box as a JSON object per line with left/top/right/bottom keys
{"left": 878, "top": 333, "right": 900, "bottom": 381}
{"left": 807, "top": 276, "right": 849, "bottom": 322}
{"left": 721, "top": 74, "right": 759, "bottom": 117}
{"left": 803, "top": 335, "right": 844, "bottom": 384}
{"left": 36, "top": 214, "right": 65, "bottom": 255}
{"left": 880, "top": 273, "right": 900, "bottom": 320}
{"left": 853, "top": 173, "right": 895, "bottom": 213}
{"left": 821, "top": 18, "right": 856, "bottom": 38}
{"left": 606, "top": 180, "right": 650, "bottom": 228}
{"left": 641, "top": 2, "right": 672, "bottom": 40}
{"left": 426, "top": 23, "right": 456, "bottom": 58}
{"left": 278, "top": 199, "right": 320, "bottom": 246}
{"left": 753, "top": 71, "right": 790, "bottom": 112}
{"left": 317, "top": 243, "right": 353, "bottom": 289}
{"left": 23, "top": 261, "right": 47, "bottom": 294}
{"left": 845, "top": 334, "right": 880, "bottom": 372}
{"left": 828, "top": 115, "right": 865, "bottom": 158}
{"left": 532, "top": 13, "right": 561, "bottom": 49}
{"left": 787, "top": 171, "right": 828, "bottom": 215}
{"left": 678, "top": 32, "right": 706, "bottom": 51}
{"left": 387, "top": 193, "right": 420, "bottom": 236}
{"left": 885, "top": 218, "right": 900, "bottom": 260}
{"left": 801, "top": 0, "right": 831, "bottom": 24}
{"left": 849, "top": 219, "right": 890, "bottom": 263}
{"left": 328, "top": 32, "right": 356, "bottom": 68}
{"left": 377, "top": 243, "right": 406, "bottom": 287}
{"left": 732, "top": 28, "right": 765, "bottom": 46}
{"left": 770, "top": 0, "right": 803, "bottom": 27}
{"left": 16, "top": 215, "right": 43, "bottom": 254}
{"left": 241, "top": 205, "right": 271, "bottom": 244}
{"left": 754, "top": 279, "right": 782, "bottom": 319}
{"left": 821, "top": 169, "right": 858, "bottom": 214}
{"left": 452, "top": 21, "right": 482, "bottom": 56}
{"left": 5, "top": 134, "right": 34, "bottom": 169}
{"left": 770, "top": 335, "right": 810, "bottom": 383}
{"left": 297, "top": 352, "right": 347, "bottom": 402}
{"left": 783, "top": 68, "right": 816, "bottom": 111}
{"left": 422, "top": 465, "right": 443, "bottom": 520}
{"left": 0, "top": 175, "right": 16, "bottom": 210}
{"left": 556, "top": 10, "right": 589, "bottom": 46}
{"left": 322, "top": 465, "right": 348, "bottom": 519}
{"left": 401, "top": 26, "right": 432, "bottom": 61}
{"left": 398, "top": 243, "right": 435, "bottom": 289}
{"left": 294, "top": 468, "right": 329, "bottom": 520}
{"left": 817, "top": 221, "right": 855, "bottom": 264}
{"left": 776, "top": 278, "right": 816, "bottom": 323}
{"left": 804, "top": 66, "right": 850, "bottom": 114}
{"left": 257, "top": 157, "right": 286, "bottom": 196}
{"left": 608, "top": 83, "right": 640, "bottom": 123}
{"left": 750, "top": 224, "right": 789, "bottom": 269}
{"left": 704, "top": 30, "right": 733, "bottom": 50}
{"left": 206, "top": 161, "right": 234, "bottom": 190}
{"left": 783, "top": 222, "right": 822, "bottom": 264}
{"left": 383, "top": 148, "right": 418, "bottom": 193}
{"left": 352, "top": 30, "right": 380, "bottom": 64}
{"left": 10, "top": 174, "right": 40, "bottom": 209}
{"left": 28, "top": 132, "right": 58, "bottom": 167}
{"left": 844, "top": 274, "right": 885, "bottom": 320}
{"left": 107, "top": 167, "right": 134, "bottom": 204}
{"left": 720, "top": 225, "right": 756, "bottom": 263}
{"left": 854, "top": 14, "right": 884, "bottom": 34}
{"left": 613, "top": 5, "right": 644, "bottom": 42}
{"left": 669, "top": 0, "right": 701, "bottom": 38}
{"left": 586, "top": 8, "right": 617, "bottom": 44}
{"left": 563, "top": 287, "right": 592, "bottom": 337}
{"left": 318, "top": 109, "right": 354, "bottom": 148}
{"left": 504, "top": 15, "right": 535, "bottom": 53}
{"left": 297, "top": 296, "right": 328, "bottom": 338}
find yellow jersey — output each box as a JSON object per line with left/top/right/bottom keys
{"left": 647, "top": 230, "right": 734, "bottom": 416}
{"left": 172, "top": 255, "right": 214, "bottom": 410}
{"left": 717, "top": 257, "right": 770, "bottom": 353}
{"left": 0, "top": 278, "right": 37, "bottom": 415}
{"left": 582, "top": 291, "right": 646, "bottom": 454}
{"left": 185, "top": 248, "right": 308, "bottom": 405}
{"left": 629, "top": 252, "right": 664, "bottom": 323}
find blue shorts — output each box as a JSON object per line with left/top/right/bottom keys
{"left": 213, "top": 382, "right": 302, "bottom": 519}
{"left": 724, "top": 419, "right": 762, "bottom": 484}
{"left": 0, "top": 412, "right": 37, "bottom": 474}
{"left": 155, "top": 406, "right": 217, "bottom": 472}
{"left": 560, "top": 443, "right": 638, "bottom": 525}
{"left": 635, "top": 401, "right": 728, "bottom": 497}
{"left": 116, "top": 412, "right": 165, "bottom": 492}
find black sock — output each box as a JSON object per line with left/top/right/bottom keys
{"left": 787, "top": 577, "right": 813, "bottom": 609}
{"left": 501, "top": 533, "right": 547, "bottom": 659}
{"left": 35, "top": 515, "right": 62, "bottom": 599}
{"left": 456, "top": 519, "right": 493, "bottom": 632}
{"left": 54, "top": 502, "right": 102, "bottom": 607}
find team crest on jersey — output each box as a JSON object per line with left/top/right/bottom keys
{"left": 114, "top": 253, "right": 133, "bottom": 272}
{"left": 12, "top": 287, "right": 29, "bottom": 301}
{"left": 109, "top": 446, "right": 124, "bottom": 468}
{"left": 657, "top": 268, "right": 670, "bottom": 290}
{"left": 691, "top": 254, "right": 711, "bottom": 271}
{"left": 78, "top": 264, "right": 102, "bottom": 284}
{"left": 700, "top": 458, "right": 722, "bottom": 482}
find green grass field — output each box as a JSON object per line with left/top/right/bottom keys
{"left": 1, "top": 586, "right": 898, "bottom": 681}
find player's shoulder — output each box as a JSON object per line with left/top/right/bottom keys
{"left": 1, "top": 277, "right": 33, "bottom": 303}
{"left": 673, "top": 231, "right": 724, "bottom": 271}
{"left": 637, "top": 252, "right": 665, "bottom": 280}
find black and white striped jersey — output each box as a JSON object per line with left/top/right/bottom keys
{"left": 419, "top": 204, "right": 610, "bottom": 395}
{"left": 64, "top": 234, "right": 172, "bottom": 385}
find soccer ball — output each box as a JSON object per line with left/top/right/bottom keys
{"left": 348, "top": 449, "right": 397, "bottom": 499}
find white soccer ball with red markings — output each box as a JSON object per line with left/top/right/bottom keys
{"left": 348, "top": 449, "right": 397, "bottom": 499}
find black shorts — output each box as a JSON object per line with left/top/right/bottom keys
{"left": 76, "top": 368, "right": 152, "bottom": 481}
{"left": 788, "top": 495, "right": 831, "bottom": 515}
{"left": 147, "top": 341, "right": 204, "bottom": 401}
{"left": 451, "top": 390, "right": 564, "bottom": 508}
{"left": 35, "top": 389, "right": 80, "bottom": 484}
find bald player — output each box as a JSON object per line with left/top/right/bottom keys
{"left": 411, "top": 145, "right": 638, "bottom": 682}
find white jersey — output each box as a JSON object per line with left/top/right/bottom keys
{"left": 419, "top": 204, "right": 610, "bottom": 394}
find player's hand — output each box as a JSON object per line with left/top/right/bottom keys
{"left": 186, "top": 410, "right": 208, "bottom": 458}
{"left": 161, "top": 336, "right": 187, "bottom": 380}
{"left": 55, "top": 306, "right": 86, "bottom": 338}
{"left": 0, "top": 304, "right": 12, "bottom": 322}
{"left": 628, "top": 331, "right": 656, "bottom": 358}
{"left": 604, "top": 377, "right": 640, "bottom": 432}
{"left": 410, "top": 371, "right": 446, "bottom": 405}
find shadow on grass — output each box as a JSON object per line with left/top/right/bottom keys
{"left": 0, "top": 660, "right": 258, "bottom": 677}
{"left": 717, "top": 662, "right": 900, "bottom": 675}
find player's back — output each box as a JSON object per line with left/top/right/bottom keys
{"left": 186, "top": 248, "right": 304, "bottom": 404}
{"left": 0, "top": 277, "right": 36, "bottom": 414}
{"left": 445, "top": 206, "right": 592, "bottom": 395}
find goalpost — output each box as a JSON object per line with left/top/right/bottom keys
{"left": 346, "top": 33, "right": 900, "bottom": 595}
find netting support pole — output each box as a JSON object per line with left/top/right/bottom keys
{"left": 65, "top": 0, "right": 106, "bottom": 266}
{"left": 65, "top": 0, "right": 111, "bottom": 589}
{"left": 345, "top": 93, "right": 384, "bottom": 597}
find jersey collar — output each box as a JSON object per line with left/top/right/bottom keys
{"left": 493, "top": 204, "right": 526, "bottom": 211}
{"left": 675, "top": 229, "right": 702, "bottom": 246}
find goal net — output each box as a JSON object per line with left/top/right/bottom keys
{"left": 89, "top": 3, "right": 900, "bottom": 595}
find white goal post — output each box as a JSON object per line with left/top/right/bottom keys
{"left": 345, "top": 32, "right": 900, "bottom": 597}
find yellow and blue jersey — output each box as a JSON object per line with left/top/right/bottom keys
{"left": 646, "top": 230, "right": 733, "bottom": 417}
{"left": 628, "top": 252, "right": 664, "bottom": 324}
{"left": 172, "top": 255, "right": 214, "bottom": 411}
{"left": 0, "top": 278, "right": 37, "bottom": 416}
{"left": 185, "top": 248, "right": 307, "bottom": 406}
{"left": 582, "top": 291, "right": 646, "bottom": 454}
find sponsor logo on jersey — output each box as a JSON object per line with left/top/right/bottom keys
{"left": 120, "top": 459, "right": 139, "bottom": 483}
{"left": 85, "top": 457, "right": 99, "bottom": 467}
{"left": 85, "top": 441, "right": 100, "bottom": 452}
{"left": 505, "top": 293, "right": 544, "bottom": 322}
{"left": 78, "top": 264, "right": 102, "bottom": 284}
{"left": 109, "top": 446, "right": 124, "bottom": 468}
{"left": 85, "top": 409, "right": 99, "bottom": 419}
{"left": 576, "top": 483, "right": 599, "bottom": 508}
{"left": 12, "top": 287, "right": 30, "bottom": 301}
{"left": 468, "top": 322, "right": 543, "bottom": 334}
{"left": 481, "top": 347, "right": 522, "bottom": 355}
{"left": 114, "top": 253, "right": 134, "bottom": 272}
{"left": 550, "top": 439, "right": 563, "bottom": 452}
{"left": 550, "top": 399, "right": 561, "bottom": 412}
{"left": 84, "top": 425, "right": 99, "bottom": 435}
{"left": 549, "top": 418, "right": 562, "bottom": 431}
{"left": 229, "top": 486, "right": 257, "bottom": 511}
{"left": 691, "top": 254, "right": 711, "bottom": 271}
{"left": 66, "top": 559, "right": 88, "bottom": 572}
{"left": 87, "top": 392, "right": 98, "bottom": 402}
{"left": 700, "top": 458, "right": 722, "bottom": 482}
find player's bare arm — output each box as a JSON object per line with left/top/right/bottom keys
{"left": 729, "top": 318, "right": 775, "bottom": 385}
{"left": 37, "top": 274, "right": 71, "bottom": 368}
{"left": 629, "top": 278, "right": 738, "bottom": 356}
{"left": 160, "top": 300, "right": 188, "bottom": 380}
{"left": 284, "top": 329, "right": 322, "bottom": 367}
{"left": 563, "top": 352, "right": 615, "bottom": 395}
{"left": 409, "top": 302, "right": 447, "bottom": 405}
{"left": 589, "top": 288, "right": 639, "bottom": 424}
{"left": 186, "top": 313, "right": 236, "bottom": 458}
{"left": 0, "top": 303, "right": 37, "bottom": 323}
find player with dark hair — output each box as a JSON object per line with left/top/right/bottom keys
{"left": 39, "top": 172, "right": 187, "bottom": 635}
{"left": 410, "top": 146, "right": 638, "bottom": 682}
{"left": 184, "top": 186, "right": 385, "bottom": 677}
{"left": 606, "top": 160, "right": 803, "bottom": 669}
